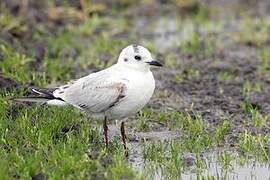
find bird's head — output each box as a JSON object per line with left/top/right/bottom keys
{"left": 117, "top": 44, "right": 162, "bottom": 71}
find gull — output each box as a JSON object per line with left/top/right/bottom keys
{"left": 14, "top": 44, "right": 162, "bottom": 149}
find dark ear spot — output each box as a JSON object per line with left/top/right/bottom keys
{"left": 124, "top": 58, "right": 128, "bottom": 62}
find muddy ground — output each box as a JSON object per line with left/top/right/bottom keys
{"left": 1, "top": 0, "right": 270, "bottom": 156}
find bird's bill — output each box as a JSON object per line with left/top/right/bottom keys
{"left": 147, "top": 60, "right": 163, "bottom": 67}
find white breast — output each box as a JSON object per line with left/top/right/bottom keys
{"left": 106, "top": 70, "right": 155, "bottom": 119}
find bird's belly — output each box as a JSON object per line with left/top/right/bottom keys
{"left": 110, "top": 98, "right": 147, "bottom": 118}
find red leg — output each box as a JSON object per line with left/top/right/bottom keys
{"left": 120, "top": 122, "right": 128, "bottom": 157}
{"left": 103, "top": 116, "right": 108, "bottom": 147}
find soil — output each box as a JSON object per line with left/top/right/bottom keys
{"left": 152, "top": 47, "right": 270, "bottom": 144}
{"left": 0, "top": 73, "right": 18, "bottom": 90}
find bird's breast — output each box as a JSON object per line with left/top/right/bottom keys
{"left": 106, "top": 71, "right": 155, "bottom": 119}
{"left": 128, "top": 72, "right": 155, "bottom": 103}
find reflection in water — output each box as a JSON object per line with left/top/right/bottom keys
{"left": 128, "top": 142, "right": 270, "bottom": 179}
{"left": 181, "top": 152, "right": 270, "bottom": 180}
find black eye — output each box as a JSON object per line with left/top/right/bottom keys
{"left": 124, "top": 58, "right": 128, "bottom": 62}
{"left": 134, "top": 55, "right": 142, "bottom": 61}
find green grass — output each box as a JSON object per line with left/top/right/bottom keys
{"left": 241, "top": 101, "right": 270, "bottom": 128}
{"left": 218, "top": 151, "right": 234, "bottom": 170}
{"left": 1, "top": 96, "right": 269, "bottom": 179}
{"left": 180, "top": 27, "right": 216, "bottom": 57}
{"left": 242, "top": 80, "right": 262, "bottom": 95}
{"left": 0, "top": 46, "right": 54, "bottom": 88}
{"left": 1, "top": 91, "right": 268, "bottom": 179}
{"left": 140, "top": 110, "right": 269, "bottom": 179}
{"left": 217, "top": 71, "right": 235, "bottom": 82}
{"left": 0, "top": 95, "right": 135, "bottom": 179}
{"left": 1, "top": 1, "right": 270, "bottom": 179}
{"left": 258, "top": 47, "right": 270, "bottom": 78}
{"left": 174, "top": 65, "right": 200, "bottom": 82}
{"left": 235, "top": 17, "right": 269, "bottom": 47}
{"left": 237, "top": 131, "right": 270, "bottom": 163}
{"left": 136, "top": 108, "right": 152, "bottom": 131}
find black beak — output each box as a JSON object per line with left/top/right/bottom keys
{"left": 147, "top": 60, "right": 163, "bottom": 67}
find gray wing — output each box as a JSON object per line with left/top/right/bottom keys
{"left": 53, "top": 71, "right": 128, "bottom": 113}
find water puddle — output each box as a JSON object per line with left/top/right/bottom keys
{"left": 181, "top": 153, "right": 270, "bottom": 180}
{"left": 109, "top": 121, "right": 270, "bottom": 180}
{"left": 133, "top": 15, "right": 242, "bottom": 52}
{"left": 128, "top": 142, "right": 270, "bottom": 179}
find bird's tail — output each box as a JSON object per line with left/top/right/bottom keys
{"left": 12, "top": 87, "right": 67, "bottom": 106}
{"left": 12, "top": 96, "right": 51, "bottom": 103}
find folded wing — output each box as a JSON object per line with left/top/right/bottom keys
{"left": 53, "top": 72, "right": 128, "bottom": 113}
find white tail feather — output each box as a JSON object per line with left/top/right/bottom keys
{"left": 31, "top": 89, "right": 44, "bottom": 95}
{"left": 13, "top": 97, "right": 67, "bottom": 106}
{"left": 47, "top": 99, "right": 67, "bottom": 106}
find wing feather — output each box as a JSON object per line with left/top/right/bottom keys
{"left": 53, "top": 69, "right": 128, "bottom": 113}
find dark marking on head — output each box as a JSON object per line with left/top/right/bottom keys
{"left": 132, "top": 44, "right": 139, "bottom": 53}
{"left": 58, "top": 91, "right": 64, "bottom": 94}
